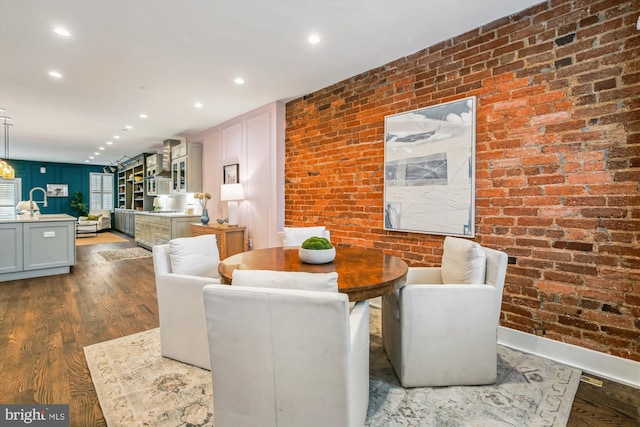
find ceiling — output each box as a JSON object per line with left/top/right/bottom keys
{"left": 0, "top": 0, "right": 541, "bottom": 166}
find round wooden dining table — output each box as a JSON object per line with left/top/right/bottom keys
{"left": 218, "top": 246, "right": 408, "bottom": 301}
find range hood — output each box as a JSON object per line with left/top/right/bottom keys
{"left": 153, "top": 139, "right": 181, "bottom": 177}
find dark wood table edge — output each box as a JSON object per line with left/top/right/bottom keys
{"left": 218, "top": 246, "right": 408, "bottom": 301}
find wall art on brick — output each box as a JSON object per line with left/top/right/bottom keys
{"left": 384, "top": 96, "right": 476, "bottom": 237}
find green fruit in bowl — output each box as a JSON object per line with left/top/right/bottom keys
{"left": 301, "top": 236, "right": 333, "bottom": 250}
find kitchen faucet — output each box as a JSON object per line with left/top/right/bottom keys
{"left": 28, "top": 187, "right": 48, "bottom": 217}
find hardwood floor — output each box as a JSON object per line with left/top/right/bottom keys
{"left": 0, "top": 232, "right": 638, "bottom": 426}
{"left": 568, "top": 374, "right": 640, "bottom": 427}
{"left": 0, "top": 233, "right": 158, "bottom": 426}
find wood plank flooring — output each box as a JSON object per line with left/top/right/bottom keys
{"left": 0, "top": 232, "right": 638, "bottom": 426}
{"left": 0, "top": 234, "right": 158, "bottom": 426}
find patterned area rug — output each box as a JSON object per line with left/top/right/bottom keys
{"left": 85, "top": 309, "right": 581, "bottom": 427}
{"left": 98, "top": 247, "right": 152, "bottom": 262}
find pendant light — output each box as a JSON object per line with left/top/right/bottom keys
{"left": 0, "top": 114, "right": 15, "bottom": 179}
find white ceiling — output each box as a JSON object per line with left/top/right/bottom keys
{"left": 0, "top": 0, "right": 541, "bottom": 166}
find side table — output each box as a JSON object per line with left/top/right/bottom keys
{"left": 190, "top": 223, "right": 246, "bottom": 259}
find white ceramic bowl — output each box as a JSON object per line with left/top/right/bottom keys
{"left": 298, "top": 247, "right": 336, "bottom": 264}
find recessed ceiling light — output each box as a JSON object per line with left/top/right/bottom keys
{"left": 94, "top": 152, "right": 100, "bottom": 156}
{"left": 113, "top": 135, "right": 120, "bottom": 139}
{"left": 194, "top": 102, "right": 203, "bottom": 109}
{"left": 234, "top": 77, "right": 245, "bottom": 85}
{"left": 53, "top": 27, "right": 71, "bottom": 37}
{"left": 48, "top": 70, "right": 62, "bottom": 78}
{"left": 139, "top": 113, "right": 148, "bottom": 119}
{"left": 308, "top": 33, "right": 320, "bottom": 44}
{"left": 124, "top": 125, "right": 132, "bottom": 130}
{"left": 85, "top": 160, "right": 90, "bottom": 163}
{"left": 106, "top": 141, "right": 113, "bottom": 145}
{"left": 89, "top": 156, "right": 94, "bottom": 160}
{"left": 98, "top": 147, "right": 105, "bottom": 150}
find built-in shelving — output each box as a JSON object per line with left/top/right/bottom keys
{"left": 115, "top": 153, "right": 153, "bottom": 235}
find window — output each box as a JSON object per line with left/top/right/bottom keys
{"left": 0, "top": 178, "right": 21, "bottom": 216}
{"left": 90, "top": 173, "right": 114, "bottom": 211}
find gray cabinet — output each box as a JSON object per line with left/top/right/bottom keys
{"left": 23, "top": 222, "right": 75, "bottom": 270}
{"left": 0, "top": 223, "right": 23, "bottom": 274}
{"left": 171, "top": 142, "right": 202, "bottom": 193}
{"left": 115, "top": 209, "right": 136, "bottom": 236}
{"left": 135, "top": 213, "right": 200, "bottom": 249}
{"left": 0, "top": 217, "right": 75, "bottom": 282}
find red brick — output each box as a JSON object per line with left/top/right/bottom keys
{"left": 285, "top": 0, "right": 640, "bottom": 363}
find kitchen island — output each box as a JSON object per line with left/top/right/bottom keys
{"left": 0, "top": 214, "right": 76, "bottom": 282}
{"left": 134, "top": 211, "right": 201, "bottom": 249}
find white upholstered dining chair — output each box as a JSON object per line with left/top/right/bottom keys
{"left": 382, "top": 236, "right": 508, "bottom": 387}
{"left": 152, "top": 234, "right": 221, "bottom": 370}
{"left": 276, "top": 226, "right": 331, "bottom": 246}
{"left": 203, "top": 279, "right": 370, "bottom": 427}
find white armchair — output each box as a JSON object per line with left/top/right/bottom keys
{"left": 203, "top": 283, "right": 369, "bottom": 427}
{"left": 382, "top": 236, "right": 508, "bottom": 387}
{"left": 276, "top": 226, "right": 331, "bottom": 246}
{"left": 152, "top": 234, "right": 221, "bottom": 370}
{"left": 78, "top": 209, "right": 111, "bottom": 231}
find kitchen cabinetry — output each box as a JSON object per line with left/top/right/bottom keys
{"left": 190, "top": 224, "right": 246, "bottom": 259}
{"left": 0, "top": 215, "right": 75, "bottom": 282}
{"left": 117, "top": 153, "right": 153, "bottom": 211}
{"left": 115, "top": 209, "right": 136, "bottom": 236}
{"left": 145, "top": 153, "right": 172, "bottom": 196}
{"left": 145, "top": 153, "right": 162, "bottom": 176}
{"left": 116, "top": 153, "right": 153, "bottom": 235}
{"left": 135, "top": 213, "right": 201, "bottom": 249}
{"left": 23, "top": 221, "right": 75, "bottom": 270}
{"left": 171, "top": 142, "right": 202, "bottom": 193}
{"left": 0, "top": 223, "right": 23, "bottom": 274}
{"left": 147, "top": 176, "right": 171, "bottom": 196}
{"left": 145, "top": 154, "right": 160, "bottom": 196}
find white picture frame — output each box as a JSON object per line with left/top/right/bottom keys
{"left": 383, "top": 96, "right": 476, "bottom": 237}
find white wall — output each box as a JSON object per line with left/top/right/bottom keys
{"left": 188, "top": 101, "right": 285, "bottom": 249}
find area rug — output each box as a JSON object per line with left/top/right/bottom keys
{"left": 85, "top": 309, "right": 581, "bottom": 427}
{"left": 76, "top": 231, "right": 128, "bottom": 246}
{"left": 98, "top": 247, "right": 152, "bottom": 262}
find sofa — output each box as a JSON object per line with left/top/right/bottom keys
{"left": 78, "top": 209, "right": 112, "bottom": 231}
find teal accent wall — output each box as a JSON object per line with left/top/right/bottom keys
{"left": 10, "top": 160, "right": 109, "bottom": 216}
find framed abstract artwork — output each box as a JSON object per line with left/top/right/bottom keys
{"left": 46, "top": 183, "right": 68, "bottom": 197}
{"left": 383, "top": 96, "right": 476, "bottom": 237}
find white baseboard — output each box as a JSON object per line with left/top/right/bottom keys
{"left": 498, "top": 326, "right": 640, "bottom": 389}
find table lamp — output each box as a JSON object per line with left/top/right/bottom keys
{"left": 220, "top": 183, "right": 244, "bottom": 226}
{"left": 16, "top": 201, "right": 37, "bottom": 215}
{"left": 153, "top": 197, "right": 163, "bottom": 211}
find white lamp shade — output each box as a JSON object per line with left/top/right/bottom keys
{"left": 221, "top": 183, "right": 244, "bottom": 226}
{"left": 16, "top": 201, "right": 37, "bottom": 213}
{"left": 220, "top": 183, "right": 244, "bottom": 201}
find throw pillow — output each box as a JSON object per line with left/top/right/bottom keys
{"left": 440, "top": 236, "right": 487, "bottom": 284}
{"left": 86, "top": 214, "right": 102, "bottom": 221}
{"left": 169, "top": 234, "right": 220, "bottom": 278}
{"left": 282, "top": 226, "right": 327, "bottom": 246}
{"left": 232, "top": 269, "right": 338, "bottom": 292}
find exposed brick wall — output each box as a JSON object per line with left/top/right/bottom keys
{"left": 285, "top": 0, "right": 640, "bottom": 362}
